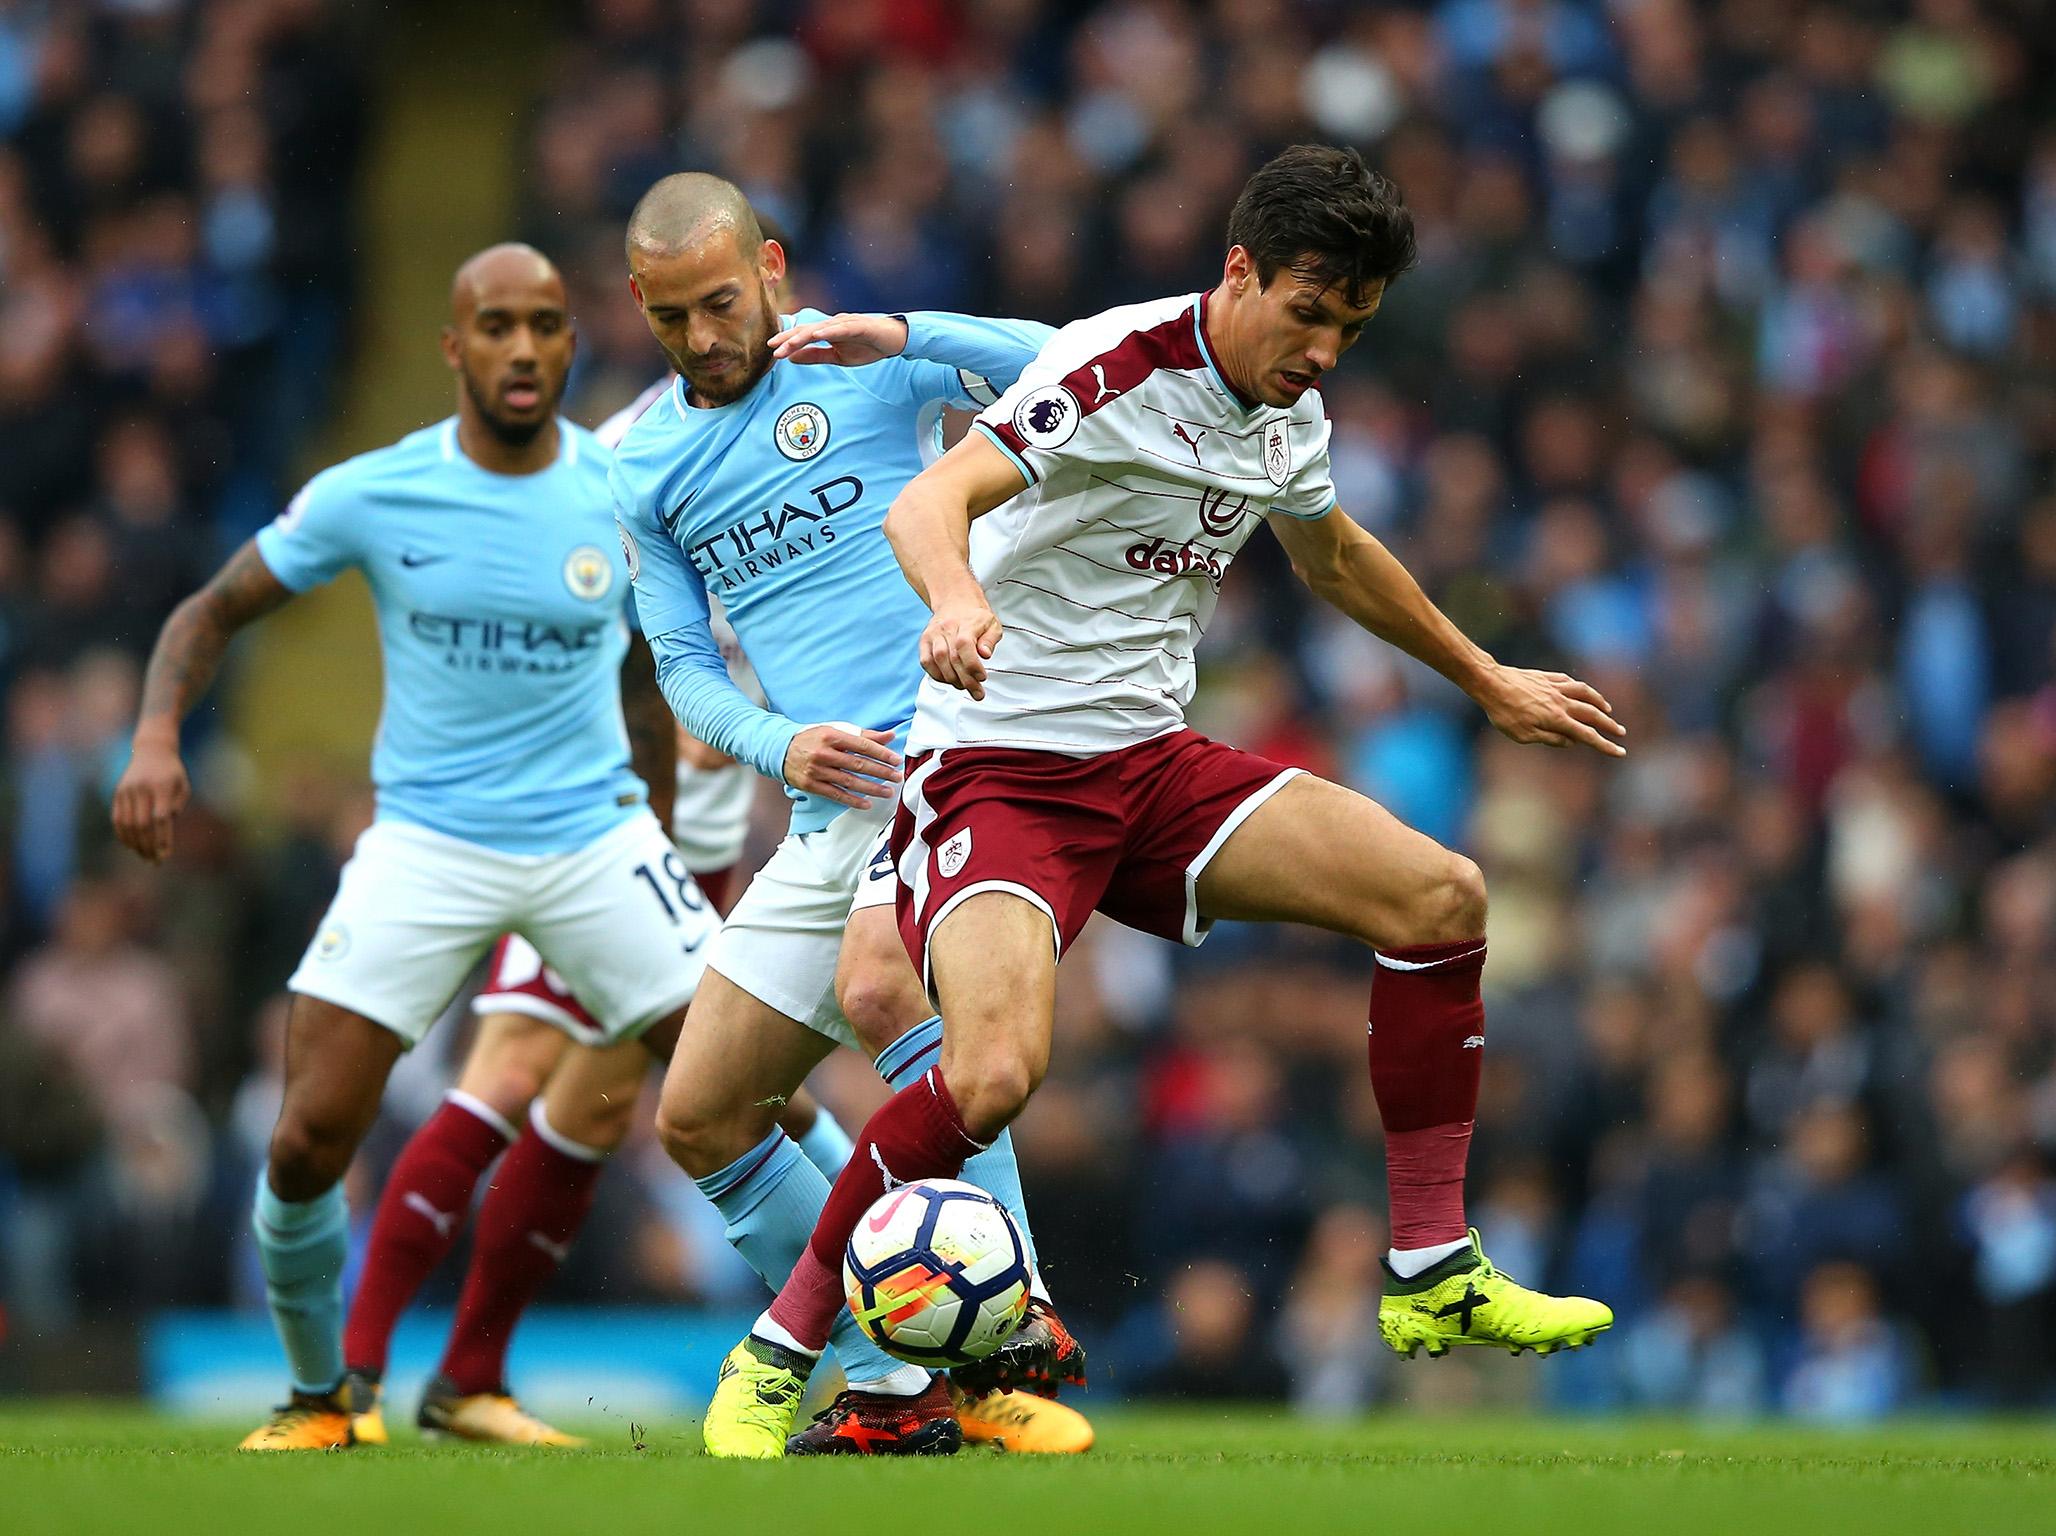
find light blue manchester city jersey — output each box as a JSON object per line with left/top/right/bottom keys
{"left": 254, "top": 418, "right": 645, "bottom": 855}
{"left": 611, "top": 310, "right": 1052, "bottom": 834}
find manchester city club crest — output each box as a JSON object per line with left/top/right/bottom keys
{"left": 1263, "top": 418, "right": 1290, "bottom": 487}
{"left": 563, "top": 544, "right": 613, "bottom": 600}
{"left": 775, "top": 401, "right": 830, "bottom": 460}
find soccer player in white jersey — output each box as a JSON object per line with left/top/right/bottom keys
{"left": 706, "top": 147, "right": 1621, "bottom": 1437}
{"left": 111, "top": 246, "right": 721, "bottom": 1452}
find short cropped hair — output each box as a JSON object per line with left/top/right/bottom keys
{"left": 1226, "top": 144, "right": 1417, "bottom": 306}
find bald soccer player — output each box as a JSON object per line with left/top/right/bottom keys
{"left": 113, "top": 246, "right": 718, "bottom": 1451}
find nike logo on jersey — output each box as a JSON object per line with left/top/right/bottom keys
{"left": 400, "top": 550, "right": 450, "bottom": 568}
{"left": 404, "top": 1192, "right": 458, "bottom": 1238}
{"left": 1090, "top": 364, "right": 1117, "bottom": 404}
{"left": 1170, "top": 422, "right": 1208, "bottom": 464}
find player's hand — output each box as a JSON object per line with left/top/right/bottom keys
{"left": 783, "top": 723, "right": 903, "bottom": 809}
{"left": 111, "top": 731, "right": 191, "bottom": 863}
{"left": 1479, "top": 667, "right": 1627, "bottom": 757}
{"left": 770, "top": 313, "right": 909, "bottom": 368}
{"left": 921, "top": 597, "right": 1003, "bottom": 701}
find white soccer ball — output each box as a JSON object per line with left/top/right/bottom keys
{"left": 844, "top": 1178, "right": 1032, "bottom": 1367}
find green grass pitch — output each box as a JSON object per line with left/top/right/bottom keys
{"left": 2, "top": 1403, "right": 2048, "bottom": 1536}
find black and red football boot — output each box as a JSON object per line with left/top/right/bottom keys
{"left": 784, "top": 1377, "right": 963, "bottom": 1456}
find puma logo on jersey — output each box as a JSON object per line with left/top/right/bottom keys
{"left": 404, "top": 1193, "right": 458, "bottom": 1239}
{"left": 1170, "top": 422, "right": 1209, "bottom": 463}
{"left": 937, "top": 827, "right": 972, "bottom": 879}
{"left": 1090, "top": 364, "right": 1116, "bottom": 404}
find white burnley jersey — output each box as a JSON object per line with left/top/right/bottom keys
{"left": 907, "top": 291, "right": 1336, "bottom": 757}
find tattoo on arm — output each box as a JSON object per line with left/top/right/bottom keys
{"left": 135, "top": 540, "right": 294, "bottom": 735}
{"left": 621, "top": 632, "right": 678, "bottom": 829}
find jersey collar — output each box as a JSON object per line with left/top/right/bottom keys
{"left": 1192, "top": 290, "right": 1261, "bottom": 414}
{"left": 439, "top": 418, "right": 576, "bottom": 474}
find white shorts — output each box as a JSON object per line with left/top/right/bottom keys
{"left": 288, "top": 815, "right": 714, "bottom": 1046}
{"left": 705, "top": 798, "right": 898, "bottom": 1048}
{"left": 671, "top": 757, "right": 754, "bottom": 873}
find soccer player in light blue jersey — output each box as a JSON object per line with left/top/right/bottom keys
{"left": 610, "top": 174, "right": 1089, "bottom": 1456}
{"left": 111, "top": 246, "right": 721, "bottom": 1452}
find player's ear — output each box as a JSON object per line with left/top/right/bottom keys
{"left": 1223, "top": 244, "right": 1254, "bottom": 296}
{"left": 627, "top": 273, "right": 644, "bottom": 307}
{"left": 760, "top": 238, "right": 787, "bottom": 290}
{"left": 438, "top": 323, "right": 462, "bottom": 372}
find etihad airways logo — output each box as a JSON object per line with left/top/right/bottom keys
{"left": 408, "top": 613, "right": 608, "bottom": 673}
{"left": 675, "top": 474, "right": 864, "bottom": 593}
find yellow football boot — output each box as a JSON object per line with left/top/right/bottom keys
{"left": 417, "top": 1375, "right": 585, "bottom": 1446}
{"left": 951, "top": 1385, "right": 1095, "bottom": 1454}
{"left": 702, "top": 1337, "right": 810, "bottom": 1459}
{"left": 238, "top": 1391, "right": 355, "bottom": 1451}
{"left": 344, "top": 1369, "right": 388, "bottom": 1446}
{"left": 1379, "top": 1229, "right": 1612, "bottom": 1359}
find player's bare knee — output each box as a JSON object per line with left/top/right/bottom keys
{"left": 654, "top": 1090, "right": 756, "bottom": 1180}
{"left": 1405, "top": 853, "right": 1488, "bottom": 946}
{"left": 266, "top": 1112, "right": 355, "bottom": 1201}
{"left": 947, "top": 1047, "right": 1040, "bottom": 1144}
{"left": 551, "top": 1092, "right": 635, "bottom": 1154}
{"left": 837, "top": 967, "right": 927, "bottom": 1059}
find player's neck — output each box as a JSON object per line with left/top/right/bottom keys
{"left": 1200, "top": 283, "right": 1261, "bottom": 410}
{"left": 455, "top": 411, "right": 561, "bottom": 475}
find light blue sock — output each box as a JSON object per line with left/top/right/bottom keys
{"left": 697, "top": 1129, "right": 927, "bottom": 1393}
{"left": 874, "top": 1015, "right": 1041, "bottom": 1281}
{"left": 252, "top": 1175, "right": 349, "bottom": 1396}
{"left": 793, "top": 1105, "right": 855, "bottom": 1177}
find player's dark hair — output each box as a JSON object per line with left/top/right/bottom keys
{"left": 1227, "top": 144, "right": 1416, "bottom": 305}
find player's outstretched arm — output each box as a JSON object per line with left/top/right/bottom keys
{"left": 883, "top": 430, "right": 1028, "bottom": 701}
{"left": 1269, "top": 508, "right": 1627, "bottom": 759}
{"left": 112, "top": 539, "right": 295, "bottom": 862}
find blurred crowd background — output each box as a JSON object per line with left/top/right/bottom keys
{"left": 3, "top": 0, "right": 2055, "bottom": 1421}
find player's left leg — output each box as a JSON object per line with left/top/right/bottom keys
{"left": 244, "top": 994, "right": 406, "bottom": 1450}
{"left": 418, "top": 1036, "right": 649, "bottom": 1446}
{"left": 1190, "top": 770, "right": 1612, "bottom": 1358}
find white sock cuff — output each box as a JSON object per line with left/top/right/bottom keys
{"left": 845, "top": 1363, "right": 933, "bottom": 1397}
{"left": 445, "top": 1089, "right": 520, "bottom": 1141}
{"left": 1387, "top": 1237, "right": 1470, "bottom": 1278}
{"left": 529, "top": 1100, "right": 609, "bottom": 1164}
{"left": 751, "top": 1311, "right": 823, "bottom": 1361}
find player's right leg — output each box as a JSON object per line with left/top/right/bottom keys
{"left": 826, "top": 897, "right": 1090, "bottom": 1452}
{"left": 840, "top": 887, "right": 1090, "bottom": 1423}
{"left": 731, "top": 891, "right": 1060, "bottom": 1426}
{"left": 343, "top": 999, "right": 569, "bottom": 1443}
{"left": 657, "top": 968, "right": 941, "bottom": 1457}
{"left": 1191, "top": 771, "right": 1611, "bottom": 1358}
